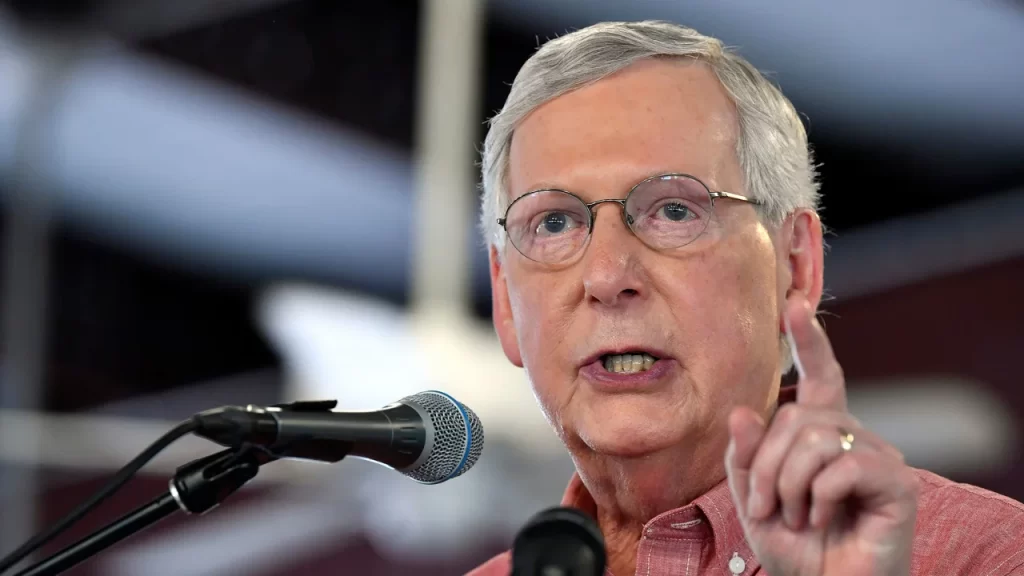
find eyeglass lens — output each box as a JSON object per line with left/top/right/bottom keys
{"left": 503, "top": 175, "right": 714, "bottom": 263}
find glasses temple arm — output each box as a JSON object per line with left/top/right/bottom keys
{"left": 710, "top": 191, "right": 762, "bottom": 205}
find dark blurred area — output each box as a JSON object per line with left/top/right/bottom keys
{"left": 0, "top": 0, "right": 1021, "bottom": 574}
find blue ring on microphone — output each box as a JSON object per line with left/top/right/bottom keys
{"left": 428, "top": 389, "right": 472, "bottom": 481}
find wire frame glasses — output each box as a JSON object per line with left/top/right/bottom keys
{"left": 498, "top": 173, "right": 762, "bottom": 264}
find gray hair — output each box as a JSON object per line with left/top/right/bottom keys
{"left": 479, "top": 20, "right": 820, "bottom": 249}
{"left": 480, "top": 20, "right": 818, "bottom": 374}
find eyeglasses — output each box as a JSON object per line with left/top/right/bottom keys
{"left": 497, "top": 173, "right": 762, "bottom": 265}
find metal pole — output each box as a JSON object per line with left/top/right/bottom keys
{"left": 410, "top": 0, "right": 484, "bottom": 316}
{"left": 0, "top": 22, "right": 81, "bottom": 564}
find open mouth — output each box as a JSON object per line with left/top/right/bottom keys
{"left": 601, "top": 352, "right": 659, "bottom": 374}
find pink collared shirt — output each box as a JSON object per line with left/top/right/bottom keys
{"left": 468, "top": 464, "right": 1024, "bottom": 575}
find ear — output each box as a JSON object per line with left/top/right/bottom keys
{"left": 490, "top": 245, "right": 524, "bottom": 368}
{"left": 780, "top": 209, "right": 825, "bottom": 313}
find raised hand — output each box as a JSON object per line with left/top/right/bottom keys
{"left": 725, "top": 293, "right": 919, "bottom": 576}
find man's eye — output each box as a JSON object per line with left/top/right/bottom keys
{"left": 536, "top": 212, "right": 575, "bottom": 235}
{"left": 658, "top": 202, "right": 693, "bottom": 222}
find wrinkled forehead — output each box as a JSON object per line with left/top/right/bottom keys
{"left": 507, "top": 59, "right": 742, "bottom": 203}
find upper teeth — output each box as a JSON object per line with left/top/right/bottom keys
{"left": 603, "top": 353, "right": 657, "bottom": 373}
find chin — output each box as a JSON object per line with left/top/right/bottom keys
{"left": 572, "top": 399, "right": 687, "bottom": 458}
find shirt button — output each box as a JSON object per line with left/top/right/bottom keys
{"left": 728, "top": 552, "right": 746, "bottom": 574}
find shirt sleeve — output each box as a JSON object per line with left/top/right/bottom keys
{"left": 911, "top": 478, "right": 1024, "bottom": 575}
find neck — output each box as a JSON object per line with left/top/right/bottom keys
{"left": 573, "top": 440, "right": 729, "bottom": 575}
{"left": 598, "top": 507, "right": 644, "bottom": 576}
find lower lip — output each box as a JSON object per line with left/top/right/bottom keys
{"left": 579, "top": 358, "right": 676, "bottom": 391}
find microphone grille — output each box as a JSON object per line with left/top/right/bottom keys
{"left": 400, "top": 391, "right": 484, "bottom": 484}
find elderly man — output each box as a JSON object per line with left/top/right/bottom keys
{"left": 467, "top": 20, "right": 1024, "bottom": 576}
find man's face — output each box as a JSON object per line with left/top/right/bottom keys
{"left": 491, "top": 59, "right": 790, "bottom": 464}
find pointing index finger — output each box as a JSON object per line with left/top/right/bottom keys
{"left": 784, "top": 294, "right": 847, "bottom": 411}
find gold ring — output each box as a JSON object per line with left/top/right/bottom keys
{"left": 839, "top": 429, "right": 855, "bottom": 452}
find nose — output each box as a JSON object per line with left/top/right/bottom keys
{"left": 581, "top": 204, "right": 645, "bottom": 307}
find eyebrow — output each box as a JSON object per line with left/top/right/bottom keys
{"left": 520, "top": 181, "right": 568, "bottom": 194}
{"left": 518, "top": 169, "right": 699, "bottom": 197}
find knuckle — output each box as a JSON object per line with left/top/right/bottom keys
{"left": 774, "top": 403, "right": 802, "bottom": 427}
{"left": 839, "top": 452, "right": 864, "bottom": 479}
{"left": 797, "top": 425, "right": 825, "bottom": 449}
{"left": 818, "top": 454, "right": 856, "bottom": 492}
{"left": 814, "top": 422, "right": 837, "bottom": 444}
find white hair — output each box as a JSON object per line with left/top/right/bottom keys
{"left": 479, "top": 20, "right": 820, "bottom": 248}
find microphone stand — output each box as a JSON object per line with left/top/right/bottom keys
{"left": 14, "top": 446, "right": 271, "bottom": 576}
{"left": 10, "top": 400, "right": 350, "bottom": 576}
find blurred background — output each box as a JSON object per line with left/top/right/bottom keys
{"left": 0, "top": 0, "right": 1022, "bottom": 574}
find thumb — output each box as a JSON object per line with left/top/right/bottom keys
{"left": 725, "top": 406, "right": 766, "bottom": 516}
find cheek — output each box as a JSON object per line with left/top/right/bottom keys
{"left": 671, "top": 231, "right": 780, "bottom": 397}
{"left": 728, "top": 238, "right": 778, "bottom": 334}
{"left": 718, "top": 234, "right": 782, "bottom": 390}
{"left": 507, "top": 282, "right": 579, "bottom": 430}
{"left": 731, "top": 265, "right": 779, "bottom": 357}
{"left": 506, "top": 270, "right": 576, "bottom": 385}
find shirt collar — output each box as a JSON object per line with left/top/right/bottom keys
{"left": 560, "top": 474, "right": 758, "bottom": 574}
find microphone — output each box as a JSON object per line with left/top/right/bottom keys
{"left": 193, "top": 390, "right": 484, "bottom": 484}
{"left": 511, "top": 507, "right": 606, "bottom": 576}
